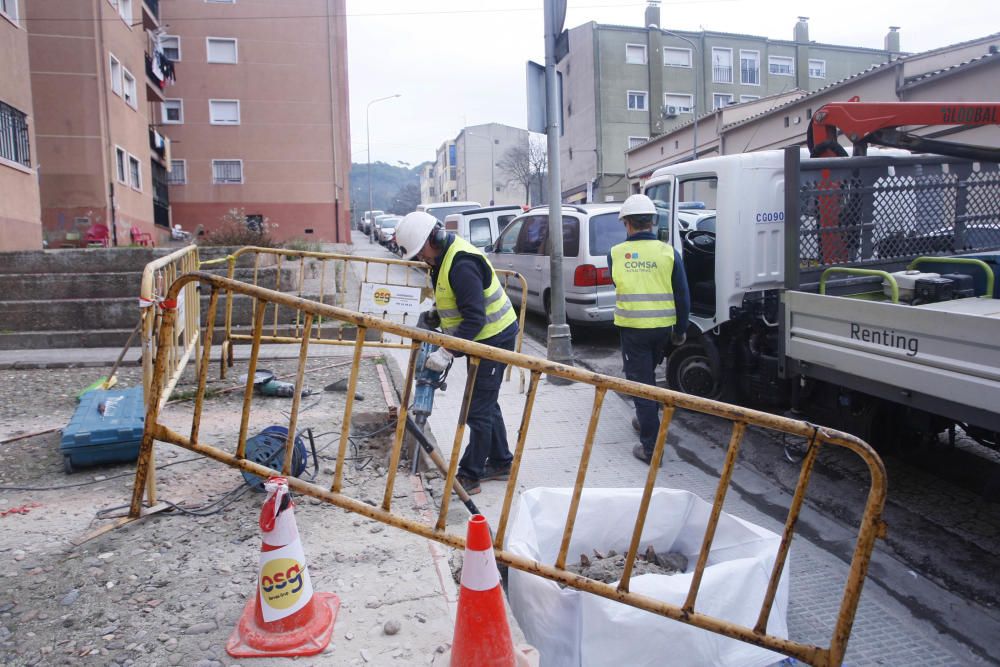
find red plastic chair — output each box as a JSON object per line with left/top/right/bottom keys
{"left": 84, "top": 224, "right": 110, "bottom": 247}
{"left": 130, "top": 225, "right": 153, "bottom": 247}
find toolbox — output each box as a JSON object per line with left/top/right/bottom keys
{"left": 60, "top": 387, "right": 145, "bottom": 474}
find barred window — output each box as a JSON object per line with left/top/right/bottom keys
{"left": 212, "top": 159, "right": 243, "bottom": 184}
{"left": 0, "top": 101, "right": 31, "bottom": 168}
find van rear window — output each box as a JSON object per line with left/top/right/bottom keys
{"left": 589, "top": 213, "right": 627, "bottom": 256}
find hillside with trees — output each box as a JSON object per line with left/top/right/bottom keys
{"left": 349, "top": 161, "right": 426, "bottom": 221}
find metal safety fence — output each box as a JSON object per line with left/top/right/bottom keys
{"left": 210, "top": 246, "right": 528, "bottom": 380}
{"left": 129, "top": 272, "right": 887, "bottom": 667}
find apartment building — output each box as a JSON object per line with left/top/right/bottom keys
{"left": 0, "top": 0, "right": 42, "bottom": 251}
{"left": 24, "top": 0, "right": 170, "bottom": 247}
{"left": 558, "top": 2, "right": 900, "bottom": 203}
{"left": 431, "top": 139, "right": 458, "bottom": 203}
{"left": 625, "top": 34, "right": 1000, "bottom": 182}
{"left": 160, "top": 0, "right": 352, "bottom": 243}
{"left": 418, "top": 163, "right": 435, "bottom": 203}
{"left": 455, "top": 123, "right": 529, "bottom": 206}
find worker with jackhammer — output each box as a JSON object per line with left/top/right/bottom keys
{"left": 609, "top": 194, "right": 690, "bottom": 465}
{"left": 395, "top": 211, "right": 519, "bottom": 495}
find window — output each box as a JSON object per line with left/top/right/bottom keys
{"left": 161, "top": 36, "right": 181, "bottom": 61}
{"left": 628, "top": 136, "right": 648, "bottom": 150}
{"left": 109, "top": 54, "right": 123, "bottom": 96}
{"left": 162, "top": 99, "right": 183, "bottom": 124}
{"left": 663, "top": 47, "right": 691, "bottom": 67}
{"left": 209, "top": 99, "right": 240, "bottom": 124}
{"left": 711, "top": 48, "right": 733, "bottom": 83}
{"left": 114, "top": 146, "right": 127, "bottom": 183}
{"left": 206, "top": 37, "right": 238, "bottom": 64}
{"left": 1, "top": 0, "right": 19, "bottom": 24}
{"left": 769, "top": 55, "right": 794, "bottom": 76}
{"left": 167, "top": 159, "right": 186, "bottom": 184}
{"left": 0, "top": 101, "right": 31, "bottom": 168}
{"left": 712, "top": 93, "right": 734, "bottom": 110}
{"left": 740, "top": 50, "right": 760, "bottom": 85}
{"left": 212, "top": 159, "right": 243, "bottom": 184}
{"left": 468, "top": 218, "right": 493, "bottom": 248}
{"left": 664, "top": 93, "right": 693, "bottom": 114}
{"left": 625, "top": 43, "right": 647, "bottom": 65}
{"left": 515, "top": 216, "right": 547, "bottom": 254}
{"left": 496, "top": 218, "right": 523, "bottom": 254}
{"left": 128, "top": 154, "right": 142, "bottom": 190}
{"left": 117, "top": 0, "right": 132, "bottom": 24}
{"left": 627, "top": 90, "right": 648, "bottom": 111}
{"left": 739, "top": 95, "right": 760, "bottom": 103}
{"left": 122, "top": 68, "right": 137, "bottom": 108}
{"left": 808, "top": 59, "right": 826, "bottom": 78}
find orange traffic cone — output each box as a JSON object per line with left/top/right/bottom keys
{"left": 450, "top": 514, "right": 525, "bottom": 667}
{"left": 226, "top": 477, "right": 340, "bottom": 658}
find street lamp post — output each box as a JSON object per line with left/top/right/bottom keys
{"left": 366, "top": 94, "right": 401, "bottom": 226}
{"left": 662, "top": 29, "right": 700, "bottom": 161}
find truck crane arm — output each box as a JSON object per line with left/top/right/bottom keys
{"left": 807, "top": 101, "right": 1000, "bottom": 161}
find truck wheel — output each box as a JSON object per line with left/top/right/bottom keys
{"left": 666, "top": 343, "right": 726, "bottom": 401}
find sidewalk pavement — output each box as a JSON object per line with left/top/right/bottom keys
{"left": 3, "top": 339, "right": 976, "bottom": 665}
{"left": 384, "top": 335, "right": 974, "bottom": 667}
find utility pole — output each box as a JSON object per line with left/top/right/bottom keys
{"left": 544, "top": 0, "right": 572, "bottom": 365}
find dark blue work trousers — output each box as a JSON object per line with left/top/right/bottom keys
{"left": 620, "top": 326, "right": 670, "bottom": 453}
{"left": 458, "top": 327, "right": 517, "bottom": 480}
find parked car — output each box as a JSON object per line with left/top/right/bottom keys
{"left": 417, "top": 201, "right": 481, "bottom": 223}
{"left": 443, "top": 205, "right": 522, "bottom": 250}
{"left": 487, "top": 204, "right": 626, "bottom": 327}
{"left": 371, "top": 214, "right": 396, "bottom": 243}
{"left": 377, "top": 216, "right": 402, "bottom": 249}
{"left": 361, "top": 209, "right": 384, "bottom": 235}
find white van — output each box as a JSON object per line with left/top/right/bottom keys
{"left": 361, "top": 209, "right": 384, "bottom": 235}
{"left": 442, "top": 205, "right": 522, "bottom": 250}
{"left": 416, "top": 201, "right": 481, "bottom": 223}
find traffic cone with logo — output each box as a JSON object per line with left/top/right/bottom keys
{"left": 449, "top": 514, "right": 539, "bottom": 667}
{"left": 226, "top": 476, "right": 340, "bottom": 658}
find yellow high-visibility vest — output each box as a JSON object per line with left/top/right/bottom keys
{"left": 610, "top": 239, "right": 677, "bottom": 328}
{"left": 436, "top": 236, "right": 517, "bottom": 340}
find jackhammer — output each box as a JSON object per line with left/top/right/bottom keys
{"left": 406, "top": 310, "right": 481, "bottom": 516}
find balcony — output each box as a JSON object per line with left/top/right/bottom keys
{"left": 740, "top": 65, "right": 760, "bottom": 85}
{"left": 149, "top": 127, "right": 167, "bottom": 160}
{"left": 145, "top": 53, "right": 165, "bottom": 102}
{"left": 141, "top": 0, "right": 160, "bottom": 30}
{"left": 712, "top": 65, "right": 733, "bottom": 84}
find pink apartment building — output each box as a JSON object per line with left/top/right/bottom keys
{"left": 160, "top": 0, "right": 352, "bottom": 243}
{"left": 0, "top": 0, "right": 42, "bottom": 250}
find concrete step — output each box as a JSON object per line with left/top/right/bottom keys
{"left": 0, "top": 291, "right": 336, "bottom": 334}
{"left": 0, "top": 248, "right": 170, "bottom": 274}
{"left": 0, "top": 266, "right": 294, "bottom": 302}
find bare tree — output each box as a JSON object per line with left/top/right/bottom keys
{"left": 498, "top": 143, "right": 547, "bottom": 206}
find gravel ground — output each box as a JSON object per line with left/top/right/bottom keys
{"left": 0, "top": 353, "right": 469, "bottom": 667}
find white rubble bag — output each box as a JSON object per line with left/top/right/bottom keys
{"left": 506, "top": 487, "right": 789, "bottom": 667}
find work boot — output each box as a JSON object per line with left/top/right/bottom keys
{"left": 631, "top": 417, "right": 641, "bottom": 433}
{"left": 632, "top": 443, "right": 654, "bottom": 465}
{"left": 481, "top": 461, "right": 512, "bottom": 482}
{"left": 454, "top": 473, "right": 481, "bottom": 496}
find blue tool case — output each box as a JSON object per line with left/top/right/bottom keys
{"left": 60, "top": 387, "right": 145, "bottom": 473}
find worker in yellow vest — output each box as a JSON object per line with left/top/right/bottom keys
{"left": 396, "top": 211, "right": 519, "bottom": 495}
{"left": 609, "top": 194, "right": 690, "bottom": 464}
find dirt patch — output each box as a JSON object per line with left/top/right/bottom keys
{"left": 0, "top": 353, "right": 466, "bottom": 666}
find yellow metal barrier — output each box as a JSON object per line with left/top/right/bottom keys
{"left": 129, "top": 272, "right": 887, "bottom": 667}
{"left": 138, "top": 244, "right": 201, "bottom": 505}
{"left": 212, "top": 246, "right": 527, "bottom": 381}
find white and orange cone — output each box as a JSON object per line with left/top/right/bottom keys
{"left": 226, "top": 477, "right": 340, "bottom": 658}
{"left": 450, "top": 514, "right": 539, "bottom": 667}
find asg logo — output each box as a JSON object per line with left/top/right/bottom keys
{"left": 260, "top": 558, "right": 305, "bottom": 609}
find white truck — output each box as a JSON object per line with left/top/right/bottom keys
{"left": 643, "top": 102, "right": 1000, "bottom": 451}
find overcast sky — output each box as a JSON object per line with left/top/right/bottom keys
{"left": 346, "top": 0, "right": 1000, "bottom": 167}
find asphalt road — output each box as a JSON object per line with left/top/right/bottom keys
{"left": 351, "top": 230, "right": 1000, "bottom": 663}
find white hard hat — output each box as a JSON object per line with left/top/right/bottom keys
{"left": 619, "top": 194, "right": 657, "bottom": 220}
{"left": 395, "top": 211, "right": 439, "bottom": 260}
